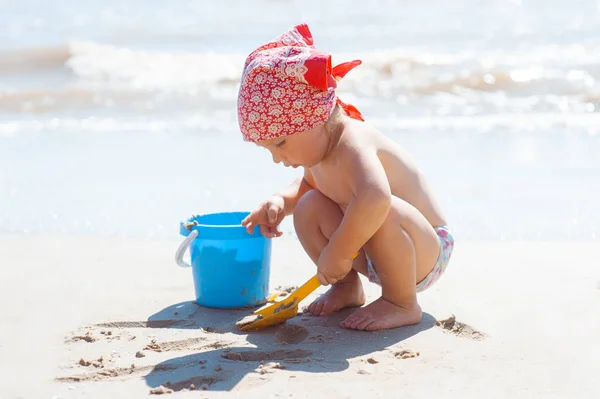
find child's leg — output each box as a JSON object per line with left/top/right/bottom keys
{"left": 340, "top": 196, "right": 441, "bottom": 331}
{"left": 293, "top": 190, "right": 369, "bottom": 316}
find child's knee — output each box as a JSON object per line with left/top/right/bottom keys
{"left": 293, "top": 190, "right": 342, "bottom": 236}
{"left": 294, "top": 190, "right": 335, "bottom": 219}
{"left": 294, "top": 189, "right": 319, "bottom": 216}
{"left": 294, "top": 190, "right": 321, "bottom": 232}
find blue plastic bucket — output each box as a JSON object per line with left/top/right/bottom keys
{"left": 174, "top": 212, "right": 272, "bottom": 309}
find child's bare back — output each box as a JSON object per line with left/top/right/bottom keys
{"left": 308, "top": 116, "right": 447, "bottom": 229}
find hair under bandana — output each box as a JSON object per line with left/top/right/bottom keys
{"left": 237, "top": 23, "right": 364, "bottom": 142}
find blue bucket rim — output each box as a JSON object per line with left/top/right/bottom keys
{"left": 179, "top": 211, "right": 263, "bottom": 238}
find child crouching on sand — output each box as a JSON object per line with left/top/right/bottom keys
{"left": 238, "top": 24, "right": 454, "bottom": 331}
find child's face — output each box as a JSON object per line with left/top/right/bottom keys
{"left": 257, "top": 123, "right": 328, "bottom": 168}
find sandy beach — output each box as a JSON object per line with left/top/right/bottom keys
{"left": 2, "top": 1, "right": 600, "bottom": 398}
{"left": 1, "top": 233, "right": 598, "bottom": 398}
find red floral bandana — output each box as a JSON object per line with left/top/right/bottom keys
{"left": 237, "top": 23, "right": 363, "bottom": 142}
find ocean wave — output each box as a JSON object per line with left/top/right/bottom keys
{"left": 67, "top": 41, "right": 600, "bottom": 100}
{"left": 0, "top": 41, "right": 599, "bottom": 115}
{"left": 65, "top": 41, "right": 245, "bottom": 91}
{"left": 2, "top": 41, "right": 599, "bottom": 91}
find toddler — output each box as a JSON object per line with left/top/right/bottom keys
{"left": 238, "top": 24, "right": 454, "bottom": 331}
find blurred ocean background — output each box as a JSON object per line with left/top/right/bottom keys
{"left": 1, "top": 0, "right": 599, "bottom": 241}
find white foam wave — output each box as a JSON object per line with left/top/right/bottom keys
{"left": 2, "top": 113, "right": 600, "bottom": 138}
{"left": 63, "top": 41, "right": 600, "bottom": 96}
{"left": 66, "top": 41, "right": 246, "bottom": 92}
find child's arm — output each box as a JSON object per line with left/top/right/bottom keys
{"left": 327, "top": 146, "right": 392, "bottom": 261}
{"left": 242, "top": 169, "right": 316, "bottom": 237}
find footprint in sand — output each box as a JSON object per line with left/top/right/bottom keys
{"left": 435, "top": 314, "right": 487, "bottom": 340}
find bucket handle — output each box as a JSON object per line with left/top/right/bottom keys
{"left": 174, "top": 229, "right": 198, "bottom": 268}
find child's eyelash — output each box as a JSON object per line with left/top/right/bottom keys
{"left": 276, "top": 140, "right": 286, "bottom": 147}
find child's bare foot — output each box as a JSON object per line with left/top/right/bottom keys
{"left": 340, "top": 297, "right": 422, "bottom": 331}
{"left": 307, "top": 270, "right": 366, "bottom": 316}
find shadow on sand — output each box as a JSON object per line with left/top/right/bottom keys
{"left": 138, "top": 300, "right": 435, "bottom": 392}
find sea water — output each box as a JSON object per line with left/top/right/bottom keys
{"left": 1, "top": 0, "right": 599, "bottom": 241}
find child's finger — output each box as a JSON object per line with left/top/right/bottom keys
{"left": 270, "top": 229, "right": 283, "bottom": 238}
{"left": 267, "top": 205, "right": 278, "bottom": 223}
{"left": 260, "top": 225, "right": 283, "bottom": 238}
{"left": 271, "top": 225, "right": 285, "bottom": 237}
{"left": 259, "top": 224, "right": 271, "bottom": 237}
{"left": 269, "top": 225, "right": 283, "bottom": 236}
{"left": 242, "top": 210, "right": 259, "bottom": 225}
{"left": 317, "top": 271, "right": 329, "bottom": 286}
{"left": 245, "top": 222, "right": 255, "bottom": 233}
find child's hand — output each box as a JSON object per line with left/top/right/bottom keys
{"left": 241, "top": 195, "right": 286, "bottom": 238}
{"left": 316, "top": 245, "right": 354, "bottom": 286}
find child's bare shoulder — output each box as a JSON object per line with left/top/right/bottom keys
{"left": 333, "top": 120, "right": 373, "bottom": 153}
{"left": 330, "top": 121, "right": 422, "bottom": 192}
{"left": 333, "top": 120, "right": 405, "bottom": 164}
{"left": 323, "top": 121, "right": 400, "bottom": 187}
